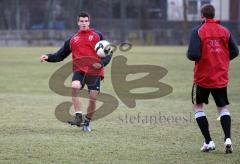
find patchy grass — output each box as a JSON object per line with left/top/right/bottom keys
{"left": 0, "top": 46, "right": 239, "bottom": 163}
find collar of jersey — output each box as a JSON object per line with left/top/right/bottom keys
{"left": 204, "top": 19, "right": 220, "bottom": 24}
{"left": 78, "top": 28, "right": 92, "bottom": 34}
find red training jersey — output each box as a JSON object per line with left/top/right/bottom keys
{"left": 194, "top": 19, "right": 230, "bottom": 88}
{"left": 70, "top": 28, "right": 104, "bottom": 77}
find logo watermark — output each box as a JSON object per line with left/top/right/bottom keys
{"left": 118, "top": 112, "right": 194, "bottom": 125}
{"left": 49, "top": 42, "right": 173, "bottom": 122}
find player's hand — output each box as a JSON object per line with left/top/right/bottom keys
{"left": 40, "top": 55, "right": 48, "bottom": 62}
{"left": 92, "top": 63, "right": 102, "bottom": 69}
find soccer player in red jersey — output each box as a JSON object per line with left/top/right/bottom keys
{"left": 40, "top": 12, "right": 112, "bottom": 132}
{"left": 187, "top": 4, "right": 239, "bottom": 153}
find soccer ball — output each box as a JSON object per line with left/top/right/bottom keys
{"left": 94, "top": 40, "right": 111, "bottom": 58}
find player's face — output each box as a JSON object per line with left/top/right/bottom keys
{"left": 78, "top": 17, "right": 90, "bottom": 31}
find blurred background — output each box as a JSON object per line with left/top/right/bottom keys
{"left": 0, "top": 0, "right": 239, "bottom": 46}
{"left": 1, "top": 2, "right": 240, "bottom": 163}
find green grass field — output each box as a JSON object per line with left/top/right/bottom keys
{"left": 0, "top": 46, "right": 240, "bottom": 164}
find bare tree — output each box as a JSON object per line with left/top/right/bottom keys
{"left": 182, "top": 0, "right": 189, "bottom": 45}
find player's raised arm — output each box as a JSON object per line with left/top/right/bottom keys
{"left": 40, "top": 38, "right": 72, "bottom": 62}
{"left": 100, "top": 53, "right": 112, "bottom": 67}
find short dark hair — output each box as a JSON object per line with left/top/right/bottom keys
{"left": 201, "top": 4, "right": 215, "bottom": 19}
{"left": 78, "top": 12, "right": 90, "bottom": 19}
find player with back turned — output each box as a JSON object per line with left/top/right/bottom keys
{"left": 187, "top": 4, "right": 239, "bottom": 153}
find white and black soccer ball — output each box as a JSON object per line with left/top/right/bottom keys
{"left": 94, "top": 40, "right": 112, "bottom": 58}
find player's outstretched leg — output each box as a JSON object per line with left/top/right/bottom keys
{"left": 194, "top": 104, "right": 215, "bottom": 152}
{"left": 218, "top": 107, "right": 232, "bottom": 154}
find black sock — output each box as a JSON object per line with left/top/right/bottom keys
{"left": 196, "top": 116, "right": 212, "bottom": 144}
{"left": 84, "top": 116, "right": 91, "bottom": 126}
{"left": 220, "top": 115, "right": 231, "bottom": 141}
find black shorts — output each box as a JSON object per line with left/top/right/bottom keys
{"left": 72, "top": 72, "right": 101, "bottom": 91}
{"left": 191, "top": 83, "right": 229, "bottom": 107}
